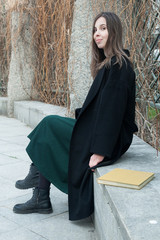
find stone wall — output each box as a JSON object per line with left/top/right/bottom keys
{"left": 7, "top": 10, "right": 37, "bottom": 116}
{"left": 7, "top": 0, "right": 37, "bottom": 117}
{"left": 68, "top": 0, "right": 94, "bottom": 115}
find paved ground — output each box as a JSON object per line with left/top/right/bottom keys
{"left": 0, "top": 116, "right": 96, "bottom": 240}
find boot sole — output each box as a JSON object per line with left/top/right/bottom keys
{"left": 15, "top": 183, "right": 38, "bottom": 190}
{"left": 13, "top": 208, "right": 53, "bottom": 214}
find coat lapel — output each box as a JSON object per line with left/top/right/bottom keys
{"left": 78, "top": 66, "right": 106, "bottom": 118}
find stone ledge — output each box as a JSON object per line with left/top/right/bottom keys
{"left": 94, "top": 135, "right": 160, "bottom": 240}
{"left": 0, "top": 97, "right": 8, "bottom": 116}
{"left": 14, "top": 101, "right": 68, "bottom": 128}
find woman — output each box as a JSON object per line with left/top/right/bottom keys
{"left": 13, "top": 12, "right": 138, "bottom": 220}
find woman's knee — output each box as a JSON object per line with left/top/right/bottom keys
{"left": 41, "top": 115, "right": 57, "bottom": 125}
{"left": 42, "top": 115, "right": 64, "bottom": 126}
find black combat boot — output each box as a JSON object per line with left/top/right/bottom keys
{"left": 13, "top": 187, "right": 53, "bottom": 214}
{"left": 15, "top": 163, "right": 39, "bottom": 189}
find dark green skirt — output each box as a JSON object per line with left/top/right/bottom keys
{"left": 26, "top": 115, "right": 76, "bottom": 194}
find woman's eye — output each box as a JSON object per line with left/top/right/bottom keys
{"left": 93, "top": 27, "right": 97, "bottom": 33}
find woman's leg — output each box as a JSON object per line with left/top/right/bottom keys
{"left": 15, "top": 164, "right": 51, "bottom": 190}
{"left": 13, "top": 173, "right": 53, "bottom": 214}
{"left": 39, "top": 172, "right": 51, "bottom": 190}
{"left": 15, "top": 163, "right": 39, "bottom": 189}
{"left": 26, "top": 115, "right": 76, "bottom": 194}
{"left": 13, "top": 115, "right": 76, "bottom": 214}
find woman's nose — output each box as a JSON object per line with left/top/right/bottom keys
{"left": 95, "top": 29, "right": 100, "bottom": 36}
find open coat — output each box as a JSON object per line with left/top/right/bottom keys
{"left": 68, "top": 55, "right": 138, "bottom": 220}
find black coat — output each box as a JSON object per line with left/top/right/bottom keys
{"left": 68, "top": 55, "right": 138, "bottom": 220}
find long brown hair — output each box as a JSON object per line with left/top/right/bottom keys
{"left": 90, "top": 12, "right": 131, "bottom": 78}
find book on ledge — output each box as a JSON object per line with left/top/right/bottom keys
{"left": 97, "top": 168, "right": 154, "bottom": 190}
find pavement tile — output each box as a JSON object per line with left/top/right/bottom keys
{"left": 3, "top": 150, "right": 31, "bottom": 163}
{"left": 0, "top": 142, "right": 25, "bottom": 154}
{"left": 0, "top": 126, "right": 31, "bottom": 138}
{"left": 0, "top": 228, "right": 47, "bottom": 240}
{"left": 0, "top": 135, "right": 30, "bottom": 146}
{"left": 0, "top": 215, "right": 19, "bottom": 234}
{"left": 0, "top": 117, "right": 22, "bottom": 125}
{"left": 0, "top": 161, "right": 31, "bottom": 182}
{"left": 0, "top": 153, "right": 21, "bottom": 166}
{"left": 0, "top": 177, "right": 28, "bottom": 202}
{"left": 28, "top": 212, "right": 95, "bottom": 240}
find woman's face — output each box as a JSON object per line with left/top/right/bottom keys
{"left": 93, "top": 17, "right": 109, "bottom": 49}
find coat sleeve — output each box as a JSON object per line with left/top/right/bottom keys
{"left": 75, "top": 108, "right": 82, "bottom": 119}
{"left": 90, "top": 62, "right": 131, "bottom": 158}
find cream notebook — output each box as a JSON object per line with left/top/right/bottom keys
{"left": 97, "top": 168, "right": 154, "bottom": 190}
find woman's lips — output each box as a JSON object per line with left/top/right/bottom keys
{"left": 96, "top": 39, "right": 102, "bottom": 43}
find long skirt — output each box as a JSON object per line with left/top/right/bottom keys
{"left": 26, "top": 115, "right": 76, "bottom": 194}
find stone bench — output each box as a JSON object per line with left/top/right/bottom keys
{"left": 14, "top": 100, "right": 68, "bottom": 128}
{"left": 0, "top": 98, "right": 67, "bottom": 126}
{"left": 0, "top": 97, "right": 8, "bottom": 116}
{"left": 1, "top": 99, "right": 160, "bottom": 239}
{"left": 94, "top": 135, "right": 160, "bottom": 240}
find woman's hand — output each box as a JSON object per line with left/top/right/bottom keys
{"left": 89, "top": 154, "right": 104, "bottom": 171}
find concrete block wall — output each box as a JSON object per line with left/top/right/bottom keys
{"left": 94, "top": 176, "right": 126, "bottom": 240}
{"left": 14, "top": 101, "right": 68, "bottom": 128}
